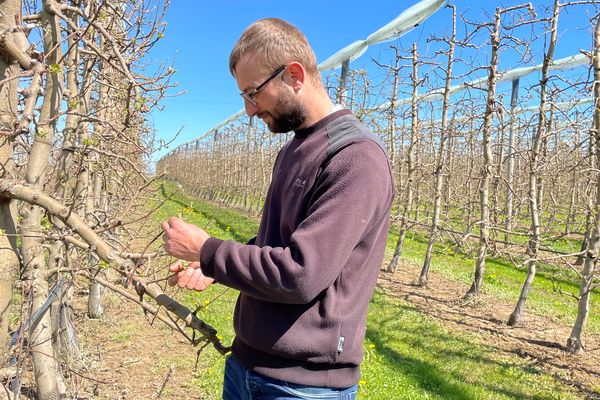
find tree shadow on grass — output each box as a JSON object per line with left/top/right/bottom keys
{"left": 365, "top": 296, "right": 570, "bottom": 400}
{"left": 366, "top": 328, "right": 480, "bottom": 399}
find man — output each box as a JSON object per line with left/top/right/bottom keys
{"left": 162, "top": 18, "right": 393, "bottom": 399}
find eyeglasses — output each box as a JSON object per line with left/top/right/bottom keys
{"left": 239, "top": 65, "right": 286, "bottom": 106}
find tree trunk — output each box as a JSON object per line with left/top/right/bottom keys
{"left": 509, "top": 0, "right": 559, "bottom": 326}
{"left": 566, "top": 15, "right": 600, "bottom": 353}
{"left": 465, "top": 7, "right": 503, "bottom": 298}
{"left": 87, "top": 32, "right": 111, "bottom": 318}
{"left": 419, "top": 5, "right": 456, "bottom": 285}
{"left": 88, "top": 268, "right": 107, "bottom": 319}
{"left": 0, "top": 0, "right": 21, "bottom": 364}
{"left": 387, "top": 44, "right": 419, "bottom": 273}
{"left": 19, "top": 2, "right": 63, "bottom": 397}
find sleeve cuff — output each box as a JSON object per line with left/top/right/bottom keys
{"left": 200, "top": 236, "right": 224, "bottom": 278}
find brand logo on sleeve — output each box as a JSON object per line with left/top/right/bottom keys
{"left": 293, "top": 177, "right": 307, "bottom": 189}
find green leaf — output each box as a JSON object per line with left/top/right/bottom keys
{"left": 49, "top": 63, "right": 62, "bottom": 74}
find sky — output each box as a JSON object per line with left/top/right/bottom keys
{"left": 147, "top": 1, "right": 598, "bottom": 165}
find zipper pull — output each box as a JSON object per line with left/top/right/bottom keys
{"left": 337, "top": 336, "right": 345, "bottom": 353}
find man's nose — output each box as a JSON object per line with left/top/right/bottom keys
{"left": 244, "top": 99, "right": 258, "bottom": 118}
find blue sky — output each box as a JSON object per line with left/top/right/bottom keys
{"left": 147, "top": 1, "right": 597, "bottom": 164}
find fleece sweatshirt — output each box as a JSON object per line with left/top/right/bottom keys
{"left": 200, "top": 109, "right": 394, "bottom": 388}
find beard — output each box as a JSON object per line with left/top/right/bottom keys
{"left": 259, "top": 90, "right": 307, "bottom": 133}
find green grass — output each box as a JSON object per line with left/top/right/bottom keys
{"left": 360, "top": 291, "right": 580, "bottom": 399}
{"left": 384, "top": 228, "right": 600, "bottom": 334}
{"left": 155, "top": 182, "right": 259, "bottom": 243}
{"left": 178, "top": 283, "right": 239, "bottom": 398}
{"left": 153, "top": 181, "right": 595, "bottom": 399}
{"left": 153, "top": 182, "right": 253, "bottom": 397}
{"left": 396, "top": 202, "right": 584, "bottom": 255}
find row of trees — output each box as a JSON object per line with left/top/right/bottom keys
{"left": 158, "top": 1, "right": 600, "bottom": 354}
{"left": 0, "top": 1, "right": 231, "bottom": 399}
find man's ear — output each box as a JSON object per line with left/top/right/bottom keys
{"left": 285, "top": 62, "right": 305, "bottom": 91}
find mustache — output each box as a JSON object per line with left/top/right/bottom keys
{"left": 257, "top": 112, "right": 272, "bottom": 119}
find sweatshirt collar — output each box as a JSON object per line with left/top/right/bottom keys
{"left": 294, "top": 108, "right": 351, "bottom": 139}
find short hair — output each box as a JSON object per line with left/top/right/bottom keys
{"left": 229, "top": 18, "right": 320, "bottom": 83}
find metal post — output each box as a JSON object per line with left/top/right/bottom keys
{"left": 504, "top": 78, "right": 519, "bottom": 242}
{"left": 336, "top": 59, "right": 350, "bottom": 107}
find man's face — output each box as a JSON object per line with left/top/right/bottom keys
{"left": 259, "top": 86, "right": 307, "bottom": 133}
{"left": 235, "top": 55, "right": 307, "bottom": 133}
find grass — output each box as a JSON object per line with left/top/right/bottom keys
{"left": 155, "top": 182, "right": 259, "bottom": 243}
{"left": 153, "top": 181, "right": 594, "bottom": 399}
{"left": 403, "top": 202, "right": 585, "bottom": 256}
{"left": 360, "top": 291, "right": 580, "bottom": 399}
{"left": 384, "top": 228, "right": 600, "bottom": 334}
{"left": 111, "top": 320, "right": 139, "bottom": 342}
{"left": 153, "top": 182, "right": 253, "bottom": 398}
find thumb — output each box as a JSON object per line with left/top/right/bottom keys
{"left": 169, "top": 261, "right": 184, "bottom": 273}
{"left": 162, "top": 216, "right": 182, "bottom": 232}
{"left": 167, "top": 274, "right": 179, "bottom": 287}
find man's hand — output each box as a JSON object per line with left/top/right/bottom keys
{"left": 167, "top": 261, "right": 214, "bottom": 291}
{"left": 162, "top": 216, "right": 210, "bottom": 262}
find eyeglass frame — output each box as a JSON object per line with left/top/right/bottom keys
{"left": 239, "top": 65, "right": 286, "bottom": 106}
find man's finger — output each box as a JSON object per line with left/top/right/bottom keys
{"left": 167, "top": 262, "right": 183, "bottom": 287}
{"left": 167, "top": 274, "right": 178, "bottom": 287}
{"left": 167, "top": 216, "right": 182, "bottom": 228}
{"left": 196, "top": 277, "right": 210, "bottom": 291}
{"left": 186, "top": 271, "right": 199, "bottom": 290}
{"left": 177, "top": 267, "right": 193, "bottom": 288}
{"left": 169, "top": 262, "right": 184, "bottom": 272}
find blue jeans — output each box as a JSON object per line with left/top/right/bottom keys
{"left": 223, "top": 355, "right": 359, "bottom": 400}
